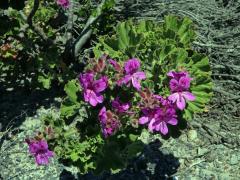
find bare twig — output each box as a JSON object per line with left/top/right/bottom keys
{"left": 213, "top": 87, "right": 240, "bottom": 102}
{"left": 66, "top": 0, "right": 74, "bottom": 41}
{"left": 193, "top": 41, "right": 240, "bottom": 50}
{"left": 212, "top": 74, "right": 240, "bottom": 81}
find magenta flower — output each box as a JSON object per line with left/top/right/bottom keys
{"left": 57, "top": 0, "right": 70, "bottom": 8}
{"left": 118, "top": 58, "right": 146, "bottom": 90}
{"left": 139, "top": 106, "right": 178, "bottom": 135}
{"left": 168, "top": 91, "right": 195, "bottom": 110}
{"left": 98, "top": 107, "right": 121, "bottom": 137}
{"left": 111, "top": 97, "right": 130, "bottom": 113}
{"left": 167, "top": 71, "right": 195, "bottom": 110}
{"left": 139, "top": 108, "right": 156, "bottom": 127}
{"left": 26, "top": 139, "right": 54, "bottom": 166}
{"left": 79, "top": 72, "right": 108, "bottom": 106}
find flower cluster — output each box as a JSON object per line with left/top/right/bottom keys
{"left": 167, "top": 71, "right": 195, "bottom": 110}
{"left": 138, "top": 90, "right": 177, "bottom": 135}
{"left": 78, "top": 56, "right": 195, "bottom": 137}
{"left": 112, "top": 97, "right": 130, "bottom": 113}
{"left": 117, "top": 59, "right": 146, "bottom": 90}
{"left": 99, "top": 107, "right": 121, "bottom": 137}
{"left": 26, "top": 139, "right": 54, "bottom": 166}
{"left": 79, "top": 72, "right": 108, "bottom": 106}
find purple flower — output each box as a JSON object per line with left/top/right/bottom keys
{"left": 168, "top": 91, "right": 195, "bottom": 110}
{"left": 79, "top": 72, "right": 94, "bottom": 89}
{"left": 167, "top": 71, "right": 195, "bottom": 110}
{"left": 57, "top": 0, "right": 70, "bottom": 8}
{"left": 26, "top": 139, "right": 54, "bottom": 166}
{"left": 98, "top": 107, "right": 121, "bottom": 138}
{"left": 79, "top": 73, "right": 108, "bottom": 106}
{"left": 139, "top": 106, "right": 178, "bottom": 135}
{"left": 139, "top": 108, "right": 156, "bottom": 126}
{"left": 124, "top": 58, "right": 140, "bottom": 74}
{"left": 118, "top": 58, "right": 146, "bottom": 90}
{"left": 111, "top": 97, "right": 130, "bottom": 113}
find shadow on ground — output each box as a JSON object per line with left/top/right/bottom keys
{"left": 60, "top": 140, "right": 180, "bottom": 180}
{"left": 0, "top": 85, "right": 63, "bottom": 131}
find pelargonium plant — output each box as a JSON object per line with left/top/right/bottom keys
{"left": 28, "top": 54, "right": 200, "bottom": 172}
{"left": 26, "top": 16, "right": 212, "bottom": 174}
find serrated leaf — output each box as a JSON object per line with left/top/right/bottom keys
{"left": 64, "top": 80, "right": 80, "bottom": 103}
{"left": 60, "top": 99, "right": 80, "bottom": 118}
{"left": 38, "top": 75, "right": 52, "bottom": 89}
{"left": 70, "top": 152, "right": 79, "bottom": 162}
{"left": 129, "top": 134, "right": 138, "bottom": 142}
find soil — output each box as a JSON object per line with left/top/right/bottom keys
{"left": 0, "top": 0, "right": 240, "bottom": 179}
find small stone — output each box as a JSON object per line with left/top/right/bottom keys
{"left": 187, "top": 130, "right": 198, "bottom": 141}
{"left": 229, "top": 154, "right": 238, "bottom": 165}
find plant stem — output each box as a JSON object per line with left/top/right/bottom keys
{"left": 73, "top": 0, "right": 107, "bottom": 58}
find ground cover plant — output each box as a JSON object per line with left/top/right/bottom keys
{"left": 4, "top": 0, "right": 240, "bottom": 179}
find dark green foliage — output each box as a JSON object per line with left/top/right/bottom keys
{"left": 0, "top": 0, "right": 116, "bottom": 89}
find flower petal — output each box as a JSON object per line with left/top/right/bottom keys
{"left": 124, "top": 58, "right": 140, "bottom": 74}
{"left": 182, "top": 91, "right": 196, "bottom": 101}
{"left": 167, "top": 71, "right": 174, "bottom": 78}
{"left": 28, "top": 143, "right": 39, "bottom": 155}
{"left": 99, "top": 106, "right": 107, "bottom": 124}
{"left": 93, "top": 76, "right": 108, "bottom": 93}
{"left": 39, "top": 140, "right": 48, "bottom": 150}
{"left": 132, "top": 77, "right": 141, "bottom": 90}
{"left": 176, "top": 94, "right": 186, "bottom": 110}
{"left": 139, "top": 116, "right": 149, "bottom": 124}
{"left": 118, "top": 75, "right": 132, "bottom": 86}
{"left": 35, "top": 154, "right": 49, "bottom": 165}
{"left": 167, "top": 118, "right": 178, "bottom": 125}
{"left": 84, "top": 90, "right": 103, "bottom": 106}
{"left": 169, "top": 79, "right": 179, "bottom": 92}
{"left": 148, "top": 118, "right": 155, "bottom": 132}
{"left": 159, "top": 122, "right": 168, "bottom": 135}
{"left": 79, "top": 72, "right": 94, "bottom": 89}
{"left": 134, "top": 71, "right": 146, "bottom": 80}
{"left": 168, "top": 93, "right": 179, "bottom": 103}
{"left": 179, "top": 77, "right": 191, "bottom": 90}
{"left": 112, "top": 98, "right": 130, "bottom": 113}
{"left": 46, "top": 150, "right": 54, "bottom": 157}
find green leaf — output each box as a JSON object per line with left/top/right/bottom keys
{"left": 125, "top": 141, "right": 144, "bottom": 159}
{"left": 60, "top": 99, "right": 80, "bottom": 118}
{"left": 117, "top": 21, "right": 130, "bottom": 49}
{"left": 129, "top": 134, "right": 138, "bottom": 142}
{"left": 64, "top": 80, "right": 80, "bottom": 103}
{"left": 70, "top": 152, "right": 80, "bottom": 162}
{"left": 38, "top": 74, "right": 52, "bottom": 89}
{"left": 165, "top": 15, "right": 179, "bottom": 31}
